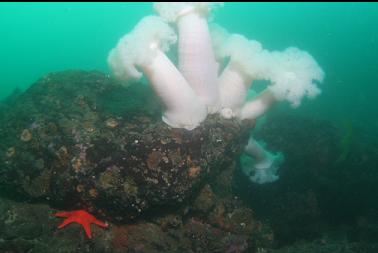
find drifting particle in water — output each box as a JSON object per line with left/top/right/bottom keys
{"left": 106, "top": 118, "right": 119, "bottom": 129}
{"left": 20, "top": 129, "right": 32, "bottom": 142}
{"left": 6, "top": 147, "right": 16, "bottom": 158}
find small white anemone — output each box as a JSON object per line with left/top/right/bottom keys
{"left": 241, "top": 137, "right": 284, "bottom": 184}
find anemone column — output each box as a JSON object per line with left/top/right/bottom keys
{"left": 155, "top": 3, "right": 221, "bottom": 113}
{"left": 214, "top": 32, "right": 266, "bottom": 119}
{"left": 177, "top": 12, "right": 219, "bottom": 112}
{"left": 141, "top": 48, "right": 207, "bottom": 130}
{"left": 108, "top": 16, "right": 207, "bottom": 130}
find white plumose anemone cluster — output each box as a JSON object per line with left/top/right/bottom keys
{"left": 108, "top": 3, "right": 325, "bottom": 183}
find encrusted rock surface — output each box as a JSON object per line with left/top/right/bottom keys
{"left": 0, "top": 70, "right": 252, "bottom": 222}
{"left": 0, "top": 184, "right": 264, "bottom": 253}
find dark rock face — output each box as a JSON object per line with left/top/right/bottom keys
{"left": 0, "top": 70, "right": 251, "bottom": 222}
{"left": 236, "top": 114, "right": 378, "bottom": 249}
{"left": 0, "top": 188, "right": 263, "bottom": 253}
{"left": 0, "top": 76, "right": 259, "bottom": 253}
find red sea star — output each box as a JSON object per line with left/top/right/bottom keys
{"left": 54, "top": 210, "right": 109, "bottom": 238}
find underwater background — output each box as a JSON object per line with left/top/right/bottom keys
{"left": 1, "top": 2, "right": 378, "bottom": 252}
{"left": 1, "top": 2, "right": 377, "bottom": 130}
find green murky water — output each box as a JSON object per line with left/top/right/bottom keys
{"left": 1, "top": 3, "right": 377, "bottom": 129}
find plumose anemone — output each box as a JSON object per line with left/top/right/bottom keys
{"left": 108, "top": 2, "right": 324, "bottom": 184}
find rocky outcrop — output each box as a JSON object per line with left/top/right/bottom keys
{"left": 0, "top": 70, "right": 252, "bottom": 222}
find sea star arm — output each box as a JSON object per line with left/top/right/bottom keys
{"left": 82, "top": 221, "right": 92, "bottom": 239}
{"left": 57, "top": 217, "right": 76, "bottom": 229}
{"left": 54, "top": 211, "right": 71, "bottom": 218}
